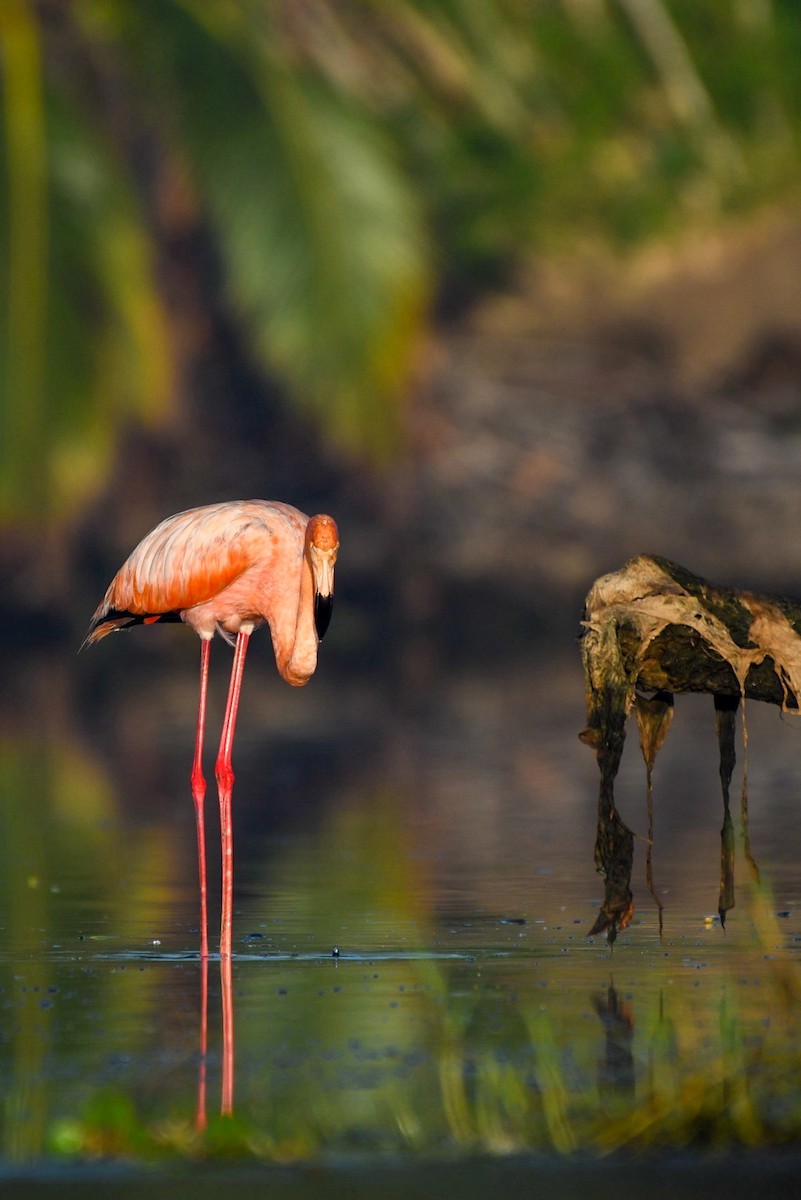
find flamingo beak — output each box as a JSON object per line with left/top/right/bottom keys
{"left": 310, "top": 543, "right": 337, "bottom": 641}
{"left": 315, "top": 592, "right": 333, "bottom": 640}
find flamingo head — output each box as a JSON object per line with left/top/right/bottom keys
{"left": 307, "top": 515, "right": 339, "bottom": 640}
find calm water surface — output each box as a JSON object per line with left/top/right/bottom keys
{"left": 3, "top": 639, "right": 801, "bottom": 1189}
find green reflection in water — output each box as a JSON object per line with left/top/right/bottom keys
{"left": 3, "top": 736, "right": 801, "bottom": 1164}
{"left": 0, "top": 733, "right": 188, "bottom": 1160}
{"left": 41, "top": 925, "right": 801, "bottom": 1163}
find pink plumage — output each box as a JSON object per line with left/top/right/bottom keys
{"left": 86, "top": 499, "right": 340, "bottom": 958}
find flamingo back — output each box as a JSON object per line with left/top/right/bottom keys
{"left": 84, "top": 500, "right": 308, "bottom": 644}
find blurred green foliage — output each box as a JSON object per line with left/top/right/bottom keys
{"left": 1, "top": 0, "right": 800, "bottom": 521}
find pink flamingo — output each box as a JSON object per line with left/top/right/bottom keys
{"left": 85, "top": 500, "right": 339, "bottom": 960}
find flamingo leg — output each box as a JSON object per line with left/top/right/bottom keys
{"left": 215, "top": 630, "right": 250, "bottom": 959}
{"left": 191, "top": 638, "right": 211, "bottom": 960}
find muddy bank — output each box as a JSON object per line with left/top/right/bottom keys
{"left": 391, "top": 212, "right": 801, "bottom": 629}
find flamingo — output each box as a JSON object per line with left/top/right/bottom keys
{"left": 84, "top": 500, "right": 339, "bottom": 959}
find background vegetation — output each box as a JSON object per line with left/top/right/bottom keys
{"left": 4, "top": 5, "right": 801, "bottom": 1176}
{"left": 1, "top": 0, "right": 800, "bottom": 529}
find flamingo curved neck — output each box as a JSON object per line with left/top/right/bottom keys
{"left": 277, "top": 544, "right": 318, "bottom": 687}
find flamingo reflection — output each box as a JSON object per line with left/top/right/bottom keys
{"left": 195, "top": 953, "right": 236, "bottom": 1128}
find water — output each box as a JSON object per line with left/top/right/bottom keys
{"left": 3, "top": 639, "right": 801, "bottom": 1190}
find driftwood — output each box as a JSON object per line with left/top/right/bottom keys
{"left": 580, "top": 555, "right": 801, "bottom": 942}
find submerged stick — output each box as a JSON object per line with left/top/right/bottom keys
{"left": 739, "top": 701, "right": 760, "bottom": 887}
{"left": 714, "top": 693, "right": 738, "bottom": 928}
{"left": 580, "top": 555, "right": 801, "bottom": 940}
{"left": 635, "top": 690, "right": 673, "bottom": 935}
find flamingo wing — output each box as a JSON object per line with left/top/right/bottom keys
{"left": 84, "top": 502, "right": 288, "bottom": 645}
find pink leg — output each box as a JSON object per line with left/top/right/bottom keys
{"left": 191, "top": 639, "right": 212, "bottom": 960}
{"left": 215, "top": 630, "right": 250, "bottom": 959}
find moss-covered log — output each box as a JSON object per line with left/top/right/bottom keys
{"left": 580, "top": 555, "right": 801, "bottom": 941}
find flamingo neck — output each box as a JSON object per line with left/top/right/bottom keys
{"left": 277, "top": 539, "right": 318, "bottom": 687}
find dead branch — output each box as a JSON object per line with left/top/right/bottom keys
{"left": 580, "top": 555, "right": 801, "bottom": 941}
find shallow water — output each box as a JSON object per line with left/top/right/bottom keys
{"left": 3, "top": 638, "right": 801, "bottom": 1183}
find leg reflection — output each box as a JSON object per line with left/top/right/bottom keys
{"left": 195, "top": 950, "right": 235, "bottom": 1129}
{"left": 196, "top": 951, "right": 208, "bottom": 1132}
{"left": 221, "top": 951, "right": 235, "bottom": 1116}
